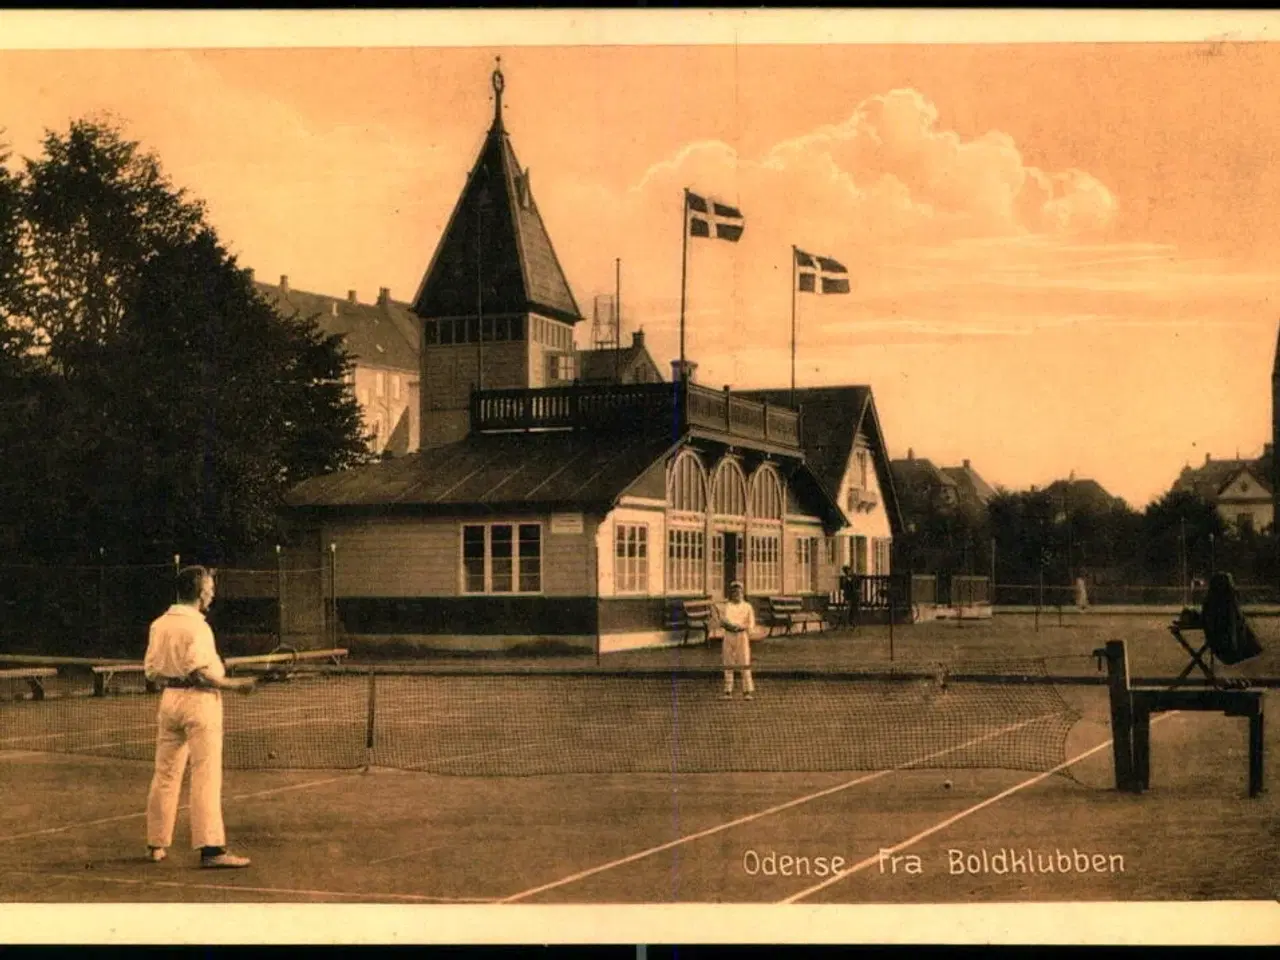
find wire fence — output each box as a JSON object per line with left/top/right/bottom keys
{"left": 0, "top": 553, "right": 335, "bottom": 659}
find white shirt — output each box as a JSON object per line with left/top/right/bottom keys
{"left": 144, "top": 604, "right": 226, "bottom": 683}
{"left": 721, "top": 599, "right": 756, "bottom": 635}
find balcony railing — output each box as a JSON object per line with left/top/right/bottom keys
{"left": 470, "top": 380, "right": 801, "bottom": 450}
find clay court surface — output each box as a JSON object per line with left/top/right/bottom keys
{"left": 1, "top": 614, "right": 1277, "bottom": 904}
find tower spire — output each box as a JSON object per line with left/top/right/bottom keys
{"left": 492, "top": 56, "right": 505, "bottom": 131}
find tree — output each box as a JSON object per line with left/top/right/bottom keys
{"left": 21, "top": 118, "right": 206, "bottom": 371}
{"left": 1141, "top": 490, "right": 1225, "bottom": 587}
{"left": 0, "top": 118, "right": 371, "bottom": 564}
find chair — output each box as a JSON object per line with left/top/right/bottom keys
{"left": 1169, "top": 572, "right": 1263, "bottom": 689}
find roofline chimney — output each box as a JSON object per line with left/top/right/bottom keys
{"left": 378, "top": 287, "right": 391, "bottom": 306}
{"left": 347, "top": 289, "right": 358, "bottom": 305}
{"left": 279, "top": 274, "right": 289, "bottom": 295}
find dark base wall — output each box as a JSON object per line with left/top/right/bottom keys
{"left": 336, "top": 595, "right": 833, "bottom": 637}
{"left": 339, "top": 597, "right": 599, "bottom": 636}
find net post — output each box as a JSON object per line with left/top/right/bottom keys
{"left": 364, "top": 664, "right": 376, "bottom": 771}
{"left": 275, "top": 544, "right": 285, "bottom": 649}
{"left": 1099, "top": 639, "right": 1135, "bottom": 791}
{"left": 328, "top": 542, "right": 337, "bottom": 651}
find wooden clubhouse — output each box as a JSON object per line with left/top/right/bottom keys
{"left": 283, "top": 64, "right": 904, "bottom": 654}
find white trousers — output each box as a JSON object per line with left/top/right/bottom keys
{"left": 146, "top": 688, "right": 226, "bottom": 850}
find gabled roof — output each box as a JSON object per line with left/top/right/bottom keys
{"left": 577, "top": 342, "right": 664, "bottom": 384}
{"left": 255, "top": 281, "right": 419, "bottom": 373}
{"left": 891, "top": 456, "right": 958, "bottom": 493}
{"left": 411, "top": 82, "right": 582, "bottom": 326}
{"left": 1174, "top": 457, "right": 1273, "bottom": 500}
{"left": 941, "top": 462, "right": 996, "bottom": 505}
{"left": 1041, "top": 477, "right": 1126, "bottom": 512}
{"left": 737, "top": 386, "right": 905, "bottom": 536}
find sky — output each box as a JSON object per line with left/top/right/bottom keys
{"left": 2, "top": 13, "right": 1278, "bottom": 509}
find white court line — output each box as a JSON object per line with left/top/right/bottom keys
{"left": 5, "top": 870, "right": 498, "bottom": 903}
{"left": 0, "top": 774, "right": 357, "bottom": 845}
{"left": 779, "top": 713, "right": 1174, "bottom": 903}
{"left": 498, "top": 713, "right": 1065, "bottom": 903}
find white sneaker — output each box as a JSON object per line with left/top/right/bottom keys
{"left": 744, "top": 693, "right": 754, "bottom": 701}
{"left": 201, "top": 852, "right": 251, "bottom": 869}
{"left": 722, "top": 691, "right": 733, "bottom": 700}
{"left": 146, "top": 846, "right": 166, "bottom": 863}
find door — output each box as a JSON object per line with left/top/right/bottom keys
{"left": 723, "top": 532, "right": 742, "bottom": 595}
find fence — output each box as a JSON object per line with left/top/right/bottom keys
{"left": 0, "top": 551, "right": 335, "bottom": 659}
{"left": 992, "top": 581, "right": 1280, "bottom": 607}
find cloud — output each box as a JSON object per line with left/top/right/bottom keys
{"left": 537, "top": 85, "right": 1136, "bottom": 372}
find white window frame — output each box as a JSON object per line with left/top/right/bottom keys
{"left": 748, "top": 532, "right": 781, "bottom": 595}
{"left": 614, "top": 522, "right": 650, "bottom": 595}
{"left": 460, "top": 521, "right": 544, "bottom": 595}
{"left": 795, "top": 536, "right": 817, "bottom": 593}
{"left": 666, "top": 526, "right": 706, "bottom": 595}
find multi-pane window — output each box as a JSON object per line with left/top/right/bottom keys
{"left": 749, "top": 467, "right": 783, "bottom": 521}
{"left": 795, "top": 536, "right": 817, "bottom": 593}
{"left": 667, "top": 528, "right": 705, "bottom": 594}
{"left": 712, "top": 460, "right": 747, "bottom": 516}
{"left": 461, "top": 523, "right": 542, "bottom": 594}
{"left": 614, "top": 524, "right": 649, "bottom": 594}
{"left": 376, "top": 372, "right": 386, "bottom": 397}
{"left": 873, "top": 538, "right": 891, "bottom": 576}
{"left": 668, "top": 451, "right": 706, "bottom": 512}
{"left": 748, "top": 534, "right": 781, "bottom": 595}
{"left": 711, "top": 533, "right": 725, "bottom": 592}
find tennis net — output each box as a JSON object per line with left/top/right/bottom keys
{"left": 0, "top": 656, "right": 1081, "bottom": 776}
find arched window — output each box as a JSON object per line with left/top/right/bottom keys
{"left": 748, "top": 465, "right": 783, "bottom": 594}
{"left": 711, "top": 459, "right": 747, "bottom": 517}
{"left": 666, "top": 450, "right": 707, "bottom": 594}
{"left": 749, "top": 466, "right": 783, "bottom": 522}
{"left": 667, "top": 450, "right": 707, "bottom": 513}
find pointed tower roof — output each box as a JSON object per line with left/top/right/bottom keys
{"left": 411, "top": 60, "right": 583, "bottom": 325}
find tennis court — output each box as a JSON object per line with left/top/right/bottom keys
{"left": 1, "top": 614, "right": 1276, "bottom": 904}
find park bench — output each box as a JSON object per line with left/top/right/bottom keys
{"left": 0, "top": 667, "right": 57, "bottom": 701}
{"left": 766, "top": 596, "right": 827, "bottom": 637}
{"left": 669, "top": 598, "right": 721, "bottom": 646}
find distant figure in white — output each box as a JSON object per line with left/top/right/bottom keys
{"left": 1073, "top": 576, "right": 1089, "bottom": 611}
{"left": 721, "top": 580, "right": 756, "bottom": 700}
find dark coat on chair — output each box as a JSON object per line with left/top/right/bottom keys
{"left": 1200, "top": 573, "right": 1264, "bottom": 665}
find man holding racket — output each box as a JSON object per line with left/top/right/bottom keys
{"left": 143, "top": 565, "right": 256, "bottom": 868}
{"left": 721, "top": 580, "right": 756, "bottom": 700}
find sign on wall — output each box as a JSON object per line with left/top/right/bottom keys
{"left": 550, "top": 512, "right": 585, "bottom": 535}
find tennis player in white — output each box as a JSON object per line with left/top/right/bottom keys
{"left": 721, "top": 580, "right": 756, "bottom": 700}
{"left": 143, "top": 565, "right": 255, "bottom": 868}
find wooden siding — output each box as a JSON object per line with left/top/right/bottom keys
{"left": 320, "top": 513, "right": 595, "bottom": 599}
{"left": 326, "top": 518, "right": 456, "bottom": 598}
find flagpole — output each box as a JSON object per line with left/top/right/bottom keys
{"left": 476, "top": 194, "right": 484, "bottom": 392}
{"left": 790, "top": 244, "right": 797, "bottom": 406}
{"left": 679, "top": 188, "right": 689, "bottom": 375}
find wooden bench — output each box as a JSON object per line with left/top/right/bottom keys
{"left": 90, "top": 648, "right": 350, "bottom": 695}
{"left": 0, "top": 667, "right": 57, "bottom": 701}
{"left": 766, "top": 597, "right": 827, "bottom": 637}
{"left": 670, "top": 599, "right": 721, "bottom": 646}
{"left": 1096, "top": 640, "right": 1264, "bottom": 798}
